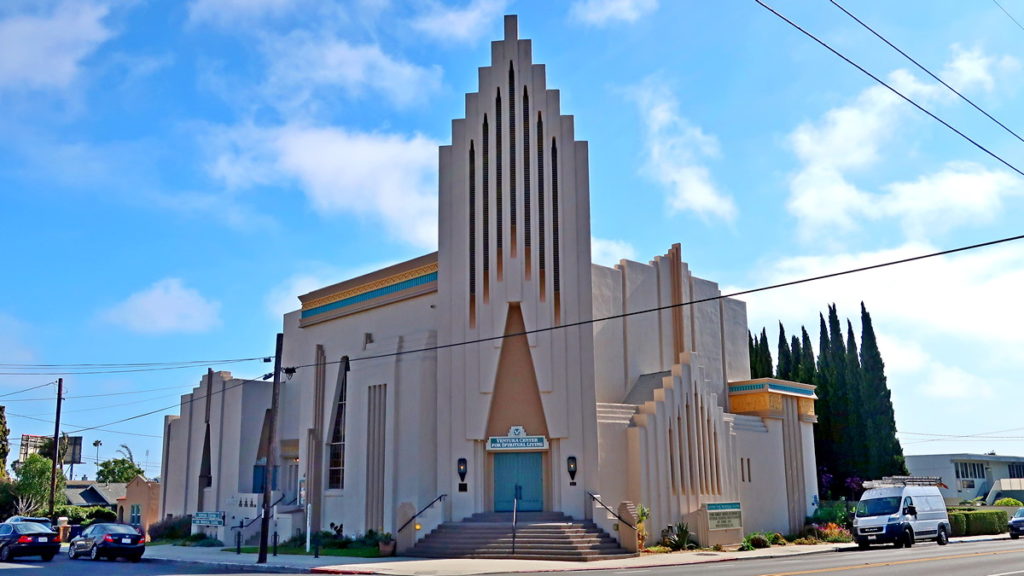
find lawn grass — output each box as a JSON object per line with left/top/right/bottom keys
{"left": 224, "top": 545, "right": 380, "bottom": 557}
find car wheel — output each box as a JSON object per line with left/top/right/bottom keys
{"left": 90, "top": 545, "right": 102, "bottom": 561}
{"left": 857, "top": 540, "right": 870, "bottom": 550}
{"left": 129, "top": 554, "right": 142, "bottom": 563}
{"left": 937, "top": 526, "right": 949, "bottom": 546}
{"left": 1012, "top": 534, "right": 1020, "bottom": 540}
{"left": 903, "top": 528, "right": 914, "bottom": 548}
{"left": 0, "top": 545, "right": 11, "bottom": 562}
{"left": 41, "top": 553, "right": 54, "bottom": 562}
{"left": 68, "top": 546, "right": 77, "bottom": 560}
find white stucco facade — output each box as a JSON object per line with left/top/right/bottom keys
{"left": 161, "top": 15, "right": 819, "bottom": 548}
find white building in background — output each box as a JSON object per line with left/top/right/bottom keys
{"left": 161, "top": 15, "right": 819, "bottom": 550}
{"left": 906, "top": 453, "right": 1024, "bottom": 505}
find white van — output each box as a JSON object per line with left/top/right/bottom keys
{"left": 852, "top": 479, "right": 951, "bottom": 549}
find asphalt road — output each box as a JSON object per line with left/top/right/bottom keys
{"left": 504, "top": 539, "right": 1024, "bottom": 576}
{"left": 0, "top": 554, "right": 277, "bottom": 574}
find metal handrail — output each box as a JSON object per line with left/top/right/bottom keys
{"left": 232, "top": 492, "right": 289, "bottom": 530}
{"left": 397, "top": 494, "right": 448, "bottom": 534}
{"left": 511, "top": 496, "right": 518, "bottom": 555}
{"left": 586, "top": 491, "right": 635, "bottom": 530}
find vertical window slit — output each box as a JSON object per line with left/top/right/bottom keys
{"left": 523, "top": 87, "right": 531, "bottom": 280}
{"left": 551, "top": 137, "right": 560, "bottom": 324}
{"left": 496, "top": 89, "right": 503, "bottom": 281}
{"left": 509, "top": 63, "right": 517, "bottom": 259}
{"left": 537, "top": 112, "right": 545, "bottom": 301}
{"left": 483, "top": 115, "right": 490, "bottom": 303}
{"left": 469, "top": 140, "right": 476, "bottom": 328}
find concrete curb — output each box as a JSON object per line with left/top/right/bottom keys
{"left": 144, "top": 555, "right": 304, "bottom": 573}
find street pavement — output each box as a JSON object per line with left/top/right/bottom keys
{"left": 139, "top": 533, "right": 1013, "bottom": 575}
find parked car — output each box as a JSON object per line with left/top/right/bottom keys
{"left": 3, "top": 516, "right": 53, "bottom": 531}
{"left": 1009, "top": 508, "right": 1024, "bottom": 539}
{"left": 0, "top": 522, "right": 60, "bottom": 562}
{"left": 68, "top": 523, "right": 144, "bottom": 562}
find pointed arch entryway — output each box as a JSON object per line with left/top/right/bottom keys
{"left": 484, "top": 304, "right": 550, "bottom": 512}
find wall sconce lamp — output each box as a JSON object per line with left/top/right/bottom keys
{"left": 567, "top": 456, "right": 578, "bottom": 484}
{"left": 457, "top": 458, "right": 468, "bottom": 482}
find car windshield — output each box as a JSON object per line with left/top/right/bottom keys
{"left": 856, "top": 496, "right": 902, "bottom": 517}
{"left": 1015, "top": 508, "right": 1024, "bottom": 519}
{"left": 15, "top": 522, "right": 53, "bottom": 534}
{"left": 103, "top": 525, "right": 138, "bottom": 535}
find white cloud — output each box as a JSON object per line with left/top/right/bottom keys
{"left": 942, "top": 44, "right": 1019, "bottom": 94}
{"left": 101, "top": 279, "right": 222, "bottom": 334}
{"left": 208, "top": 123, "right": 440, "bottom": 249}
{"left": 785, "top": 47, "right": 1021, "bottom": 243}
{"left": 571, "top": 0, "right": 657, "bottom": 26}
{"left": 187, "top": 0, "right": 302, "bottom": 26}
{"left": 0, "top": 1, "right": 112, "bottom": 91}
{"left": 411, "top": 0, "right": 508, "bottom": 43}
{"left": 264, "top": 33, "right": 442, "bottom": 111}
{"left": 634, "top": 81, "right": 736, "bottom": 221}
{"left": 591, "top": 237, "right": 638, "bottom": 267}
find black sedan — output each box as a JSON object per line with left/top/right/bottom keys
{"left": 0, "top": 521, "right": 60, "bottom": 561}
{"left": 68, "top": 523, "right": 144, "bottom": 562}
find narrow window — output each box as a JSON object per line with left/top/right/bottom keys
{"left": 495, "top": 89, "right": 503, "bottom": 280}
{"left": 537, "top": 112, "right": 545, "bottom": 300}
{"left": 551, "top": 137, "right": 560, "bottom": 323}
{"left": 483, "top": 115, "right": 490, "bottom": 302}
{"left": 469, "top": 140, "right": 477, "bottom": 328}
{"left": 327, "top": 367, "right": 348, "bottom": 489}
{"left": 508, "top": 63, "right": 517, "bottom": 258}
{"left": 523, "top": 87, "right": 531, "bottom": 279}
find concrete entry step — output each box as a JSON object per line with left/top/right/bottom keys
{"left": 407, "top": 512, "right": 636, "bottom": 561}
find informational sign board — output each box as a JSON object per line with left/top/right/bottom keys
{"left": 192, "top": 511, "right": 225, "bottom": 526}
{"left": 487, "top": 425, "right": 549, "bottom": 451}
{"left": 706, "top": 502, "right": 742, "bottom": 530}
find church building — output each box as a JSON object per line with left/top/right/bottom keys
{"left": 161, "top": 15, "right": 819, "bottom": 554}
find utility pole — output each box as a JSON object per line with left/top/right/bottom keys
{"left": 48, "top": 377, "right": 64, "bottom": 518}
{"left": 258, "top": 333, "right": 284, "bottom": 564}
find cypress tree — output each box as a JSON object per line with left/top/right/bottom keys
{"left": 0, "top": 406, "right": 8, "bottom": 479}
{"left": 826, "top": 304, "right": 851, "bottom": 485}
{"left": 814, "top": 313, "right": 834, "bottom": 494}
{"left": 748, "top": 330, "right": 759, "bottom": 378}
{"left": 790, "top": 334, "right": 802, "bottom": 381}
{"left": 757, "top": 328, "right": 773, "bottom": 378}
{"left": 799, "top": 327, "right": 816, "bottom": 385}
{"left": 776, "top": 322, "right": 793, "bottom": 380}
{"left": 859, "top": 302, "right": 907, "bottom": 478}
{"left": 845, "top": 319, "right": 865, "bottom": 478}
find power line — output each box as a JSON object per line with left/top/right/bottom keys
{"left": 286, "top": 232, "right": 1024, "bottom": 373}
{"left": 993, "top": 0, "right": 1024, "bottom": 33}
{"left": 831, "top": 0, "right": 1024, "bottom": 145}
{"left": 0, "top": 380, "right": 55, "bottom": 399}
{"left": 0, "top": 357, "right": 268, "bottom": 376}
{"left": 5, "top": 411, "right": 162, "bottom": 438}
{"left": 0, "top": 356, "right": 270, "bottom": 369}
{"left": 755, "top": 0, "right": 1024, "bottom": 179}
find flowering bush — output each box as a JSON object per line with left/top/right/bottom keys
{"left": 807, "top": 522, "right": 853, "bottom": 543}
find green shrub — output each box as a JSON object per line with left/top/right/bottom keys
{"left": 793, "top": 537, "right": 820, "bottom": 545}
{"left": 964, "top": 510, "right": 1008, "bottom": 535}
{"left": 770, "top": 533, "right": 787, "bottom": 545}
{"left": 643, "top": 545, "right": 671, "bottom": 553}
{"left": 662, "top": 522, "right": 692, "bottom": 551}
{"left": 748, "top": 533, "right": 771, "bottom": 549}
{"left": 188, "top": 532, "right": 210, "bottom": 542}
{"left": 192, "top": 537, "right": 224, "bottom": 547}
{"left": 995, "top": 498, "right": 1023, "bottom": 507}
{"left": 948, "top": 512, "right": 967, "bottom": 537}
{"left": 809, "top": 501, "right": 851, "bottom": 527}
{"left": 149, "top": 515, "right": 192, "bottom": 541}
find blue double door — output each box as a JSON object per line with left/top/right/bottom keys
{"left": 493, "top": 452, "right": 543, "bottom": 512}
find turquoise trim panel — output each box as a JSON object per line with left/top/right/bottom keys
{"left": 301, "top": 271, "right": 438, "bottom": 319}
{"left": 768, "top": 383, "right": 815, "bottom": 396}
{"left": 706, "top": 502, "right": 741, "bottom": 511}
{"left": 728, "top": 383, "right": 765, "bottom": 393}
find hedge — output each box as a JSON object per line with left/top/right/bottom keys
{"left": 964, "top": 510, "right": 1008, "bottom": 535}
{"left": 948, "top": 512, "right": 967, "bottom": 537}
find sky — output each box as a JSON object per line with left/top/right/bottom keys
{"left": 2, "top": 0, "right": 1024, "bottom": 480}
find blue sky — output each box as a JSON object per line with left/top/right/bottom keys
{"left": 2, "top": 0, "right": 1024, "bottom": 479}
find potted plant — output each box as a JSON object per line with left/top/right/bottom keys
{"left": 377, "top": 532, "right": 395, "bottom": 556}
{"left": 636, "top": 504, "right": 650, "bottom": 550}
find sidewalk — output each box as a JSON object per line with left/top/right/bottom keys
{"left": 143, "top": 534, "right": 1011, "bottom": 575}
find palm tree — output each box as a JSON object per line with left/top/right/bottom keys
{"left": 116, "top": 444, "right": 135, "bottom": 464}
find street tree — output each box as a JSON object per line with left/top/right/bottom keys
{"left": 96, "top": 458, "right": 144, "bottom": 483}
{"left": 14, "top": 454, "right": 65, "bottom": 515}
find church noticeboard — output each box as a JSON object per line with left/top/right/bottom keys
{"left": 487, "top": 426, "right": 549, "bottom": 451}
{"left": 706, "top": 502, "right": 742, "bottom": 530}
